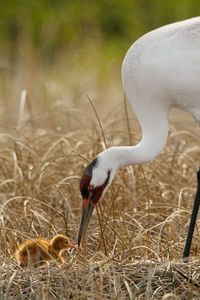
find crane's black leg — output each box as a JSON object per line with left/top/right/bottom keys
{"left": 182, "top": 168, "right": 200, "bottom": 260}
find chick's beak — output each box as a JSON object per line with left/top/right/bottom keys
{"left": 78, "top": 198, "right": 94, "bottom": 248}
{"left": 68, "top": 240, "right": 77, "bottom": 248}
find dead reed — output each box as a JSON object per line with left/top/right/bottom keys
{"left": 0, "top": 92, "right": 200, "bottom": 299}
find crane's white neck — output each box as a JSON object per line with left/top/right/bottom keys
{"left": 99, "top": 143, "right": 164, "bottom": 171}
{"left": 99, "top": 119, "right": 169, "bottom": 170}
{"left": 92, "top": 108, "right": 170, "bottom": 188}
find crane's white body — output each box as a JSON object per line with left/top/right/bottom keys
{"left": 122, "top": 17, "right": 200, "bottom": 159}
{"left": 91, "top": 17, "right": 200, "bottom": 188}
{"left": 79, "top": 18, "right": 200, "bottom": 256}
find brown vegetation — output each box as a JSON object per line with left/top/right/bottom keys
{"left": 0, "top": 93, "right": 200, "bottom": 298}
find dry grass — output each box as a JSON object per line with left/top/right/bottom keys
{"left": 0, "top": 91, "right": 200, "bottom": 299}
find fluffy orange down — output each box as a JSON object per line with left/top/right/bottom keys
{"left": 15, "top": 234, "right": 76, "bottom": 267}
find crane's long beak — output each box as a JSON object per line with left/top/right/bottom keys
{"left": 78, "top": 198, "right": 94, "bottom": 248}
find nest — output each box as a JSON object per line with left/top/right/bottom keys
{"left": 1, "top": 255, "right": 200, "bottom": 299}
{"left": 1, "top": 99, "right": 200, "bottom": 299}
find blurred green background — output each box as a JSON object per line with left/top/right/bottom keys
{"left": 0, "top": 0, "right": 199, "bottom": 112}
{"left": 1, "top": 0, "right": 199, "bottom": 63}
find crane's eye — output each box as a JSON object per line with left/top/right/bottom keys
{"left": 88, "top": 185, "right": 93, "bottom": 191}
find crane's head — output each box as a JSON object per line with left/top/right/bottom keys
{"left": 77, "top": 150, "right": 117, "bottom": 248}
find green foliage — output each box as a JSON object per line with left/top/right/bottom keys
{"left": 0, "top": 0, "right": 199, "bottom": 63}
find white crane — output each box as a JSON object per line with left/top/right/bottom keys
{"left": 78, "top": 17, "right": 200, "bottom": 259}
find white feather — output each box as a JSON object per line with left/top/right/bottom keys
{"left": 91, "top": 17, "right": 200, "bottom": 187}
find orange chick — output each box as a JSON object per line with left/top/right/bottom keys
{"left": 15, "top": 234, "right": 76, "bottom": 267}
